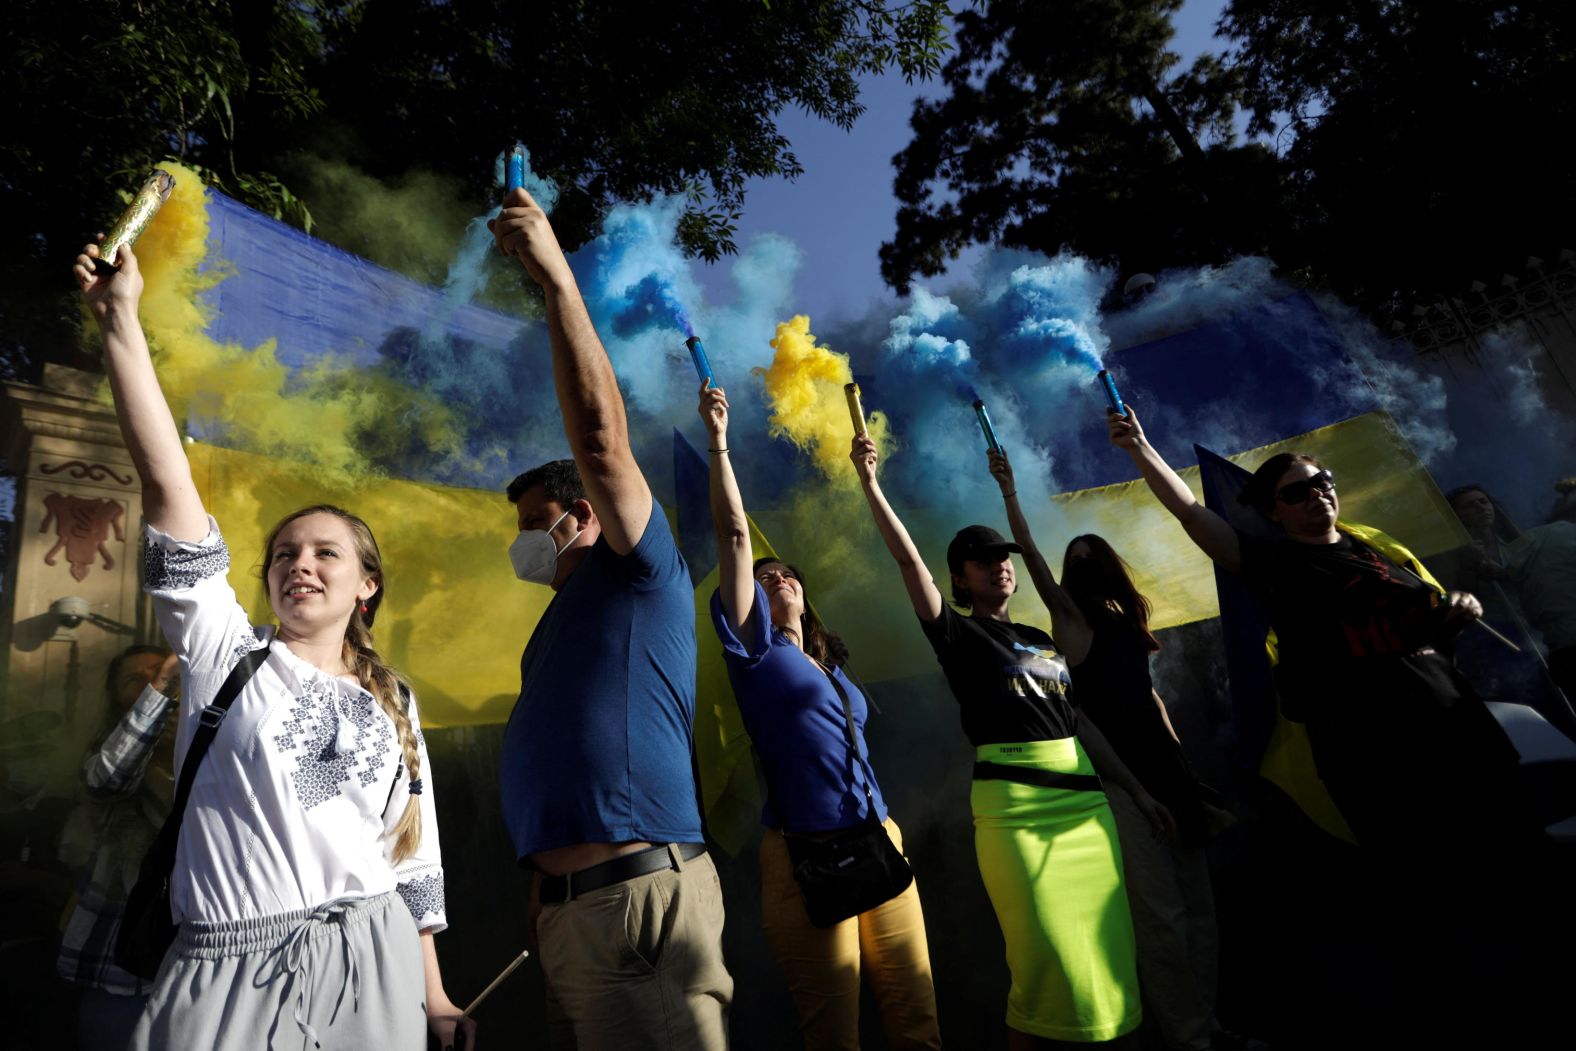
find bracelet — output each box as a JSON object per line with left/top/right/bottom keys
{"left": 1003, "top": 490, "right": 1017, "bottom": 498}
{"left": 709, "top": 447, "right": 728, "bottom": 454}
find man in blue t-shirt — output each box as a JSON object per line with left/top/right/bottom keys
{"left": 490, "top": 187, "right": 732, "bottom": 1049}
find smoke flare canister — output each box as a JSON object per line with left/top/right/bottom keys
{"left": 972, "top": 399, "right": 1001, "bottom": 453}
{"left": 1098, "top": 369, "right": 1128, "bottom": 418}
{"left": 685, "top": 336, "right": 715, "bottom": 385}
{"left": 92, "top": 170, "right": 176, "bottom": 276}
{"left": 506, "top": 144, "right": 526, "bottom": 194}
{"left": 844, "top": 383, "right": 868, "bottom": 437}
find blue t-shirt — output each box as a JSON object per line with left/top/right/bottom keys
{"left": 500, "top": 500, "right": 702, "bottom": 860}
{"left": 710, "top": 582, "right": 888, "bottom": 833}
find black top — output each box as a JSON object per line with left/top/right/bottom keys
{"left": 1234, "top": 529, "right": 1464, "bottom": 720}
{"left": 919, "top": 603, "right": 1077, "bottom": 746}
{"left": 1070, "top": 621, "right": 1206, "bottom": 841}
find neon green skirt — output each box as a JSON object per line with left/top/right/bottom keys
{"left": 971, "top": 738, "right": 1141, "bottom": 1042}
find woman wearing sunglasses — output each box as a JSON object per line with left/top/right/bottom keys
{"left": 1105, "top": 405, "right": 1515, "bottom": 847}
{"left": 1105, "top": 405, "right": 1550, "bottom": 1042}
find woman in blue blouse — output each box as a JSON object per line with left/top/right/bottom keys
{"left": 700, "top": 384, "right": 941, "bottom": 1051}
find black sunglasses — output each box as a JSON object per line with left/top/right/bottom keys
{"left": 1275, "top": 469, "right": 1336, "bottom": 505}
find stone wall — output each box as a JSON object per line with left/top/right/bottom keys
{"left": 0, "top": 364, "right": 151, "bottom": 792}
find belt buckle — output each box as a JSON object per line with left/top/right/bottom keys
{"left": 561, "top": 871, "right": 574, "bottom": 902}
{"left": 540, "top": 870, "right": 573, "bottom": 905}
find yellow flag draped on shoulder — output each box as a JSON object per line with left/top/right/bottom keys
{"left": 1258, "top": 520, "right": 1447, "bottom": 843}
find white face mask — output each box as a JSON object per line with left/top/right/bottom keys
{"left": 509, "top": 509, "right": 579, "bottom": 585}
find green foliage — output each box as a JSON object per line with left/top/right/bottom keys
{"left": 1219, "top": 0, "right": 1576, "bottom": 312}
{"left": 2, "top": 0, "right": 329, "bottom": 379}
{"left": 884, "top": 0, "right": 1576, "bottom": 316}
{"left": 299, "top": 0, "right": 951, "bottom": 258}
{"left": 2, "top": 0, "right": 949, "bottom": 380}
{"left": 882, "top": 0, "right": 1281, "bottom": 294}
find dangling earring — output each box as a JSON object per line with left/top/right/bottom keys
{"left": 359, "top": 602, "right": 370, "bottom": 614}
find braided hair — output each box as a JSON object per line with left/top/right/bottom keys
{"left": 262, "top": 505, "right": 423, "bottom": 863}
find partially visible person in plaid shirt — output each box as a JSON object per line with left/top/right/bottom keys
{"left": 56, "top": 645, "right": 178, "bottom": 1050}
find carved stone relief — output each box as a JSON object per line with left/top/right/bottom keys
{"left": 39, "top": 493, "right": 125, "bottom": 581}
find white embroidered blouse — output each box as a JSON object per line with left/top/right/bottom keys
{"left": 144, "top": 518, "right": 446, "bottom": 933}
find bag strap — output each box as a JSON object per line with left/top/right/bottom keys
{"left": 819, "top": 665, "right": 882, "bottom": 827}
{"left": 158, "top": 644, "right": 270, "bottom": 849}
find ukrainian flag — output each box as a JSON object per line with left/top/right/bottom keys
{"left": 186, "top": 441, "right": 541, "bottom": 728}
{"left": 172, "top": 181, "right": 1473, "bottom": 844}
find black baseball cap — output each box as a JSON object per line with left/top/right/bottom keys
{"left": 946, "top": 525, "right": 1023, "bottom": 574}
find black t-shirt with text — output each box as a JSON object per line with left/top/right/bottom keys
{"left": 919, "top": 603, "right": 1078, "bottom": 747}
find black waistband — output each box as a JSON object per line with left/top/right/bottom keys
{"left": 537, "top": 842, "right": 707, "bottom": 905}
{"left": 972, "top": 761, "right": 1104, "bottom": 793}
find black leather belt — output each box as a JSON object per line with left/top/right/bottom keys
{"left": 537, "top": 843, "right": 708, "bottom": 905}
{"left": 973, "top": 761, "right": 1104, "bottom": 793}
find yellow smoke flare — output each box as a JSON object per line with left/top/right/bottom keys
{"left": 756, "top": 315, "right": 892, "bottom": 483}
{"left": 101, "top": 162, "right": 463, "bottom": 484}
{"left": 77, "top": 165, "right": 523, "bottom": 727}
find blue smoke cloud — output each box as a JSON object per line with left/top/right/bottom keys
{"left": 234, "top": 153, "right": 1566, "bottom": 552}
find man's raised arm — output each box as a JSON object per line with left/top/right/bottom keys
{"left": 491, "top": 187, "right": 651, "bottom": 552}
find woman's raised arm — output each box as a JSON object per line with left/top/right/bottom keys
{"left": 851, "top": 434, "right": 944, "bottom": 622}
{"left": 700, "top": 383, "right": 756, "bottom": 634}
{"left": 1107, "top": 406, "right": 1240, "bottom": 574}
{"left": 987, "top": 448, "right": 1090, "bottom": 659}
{"left": 73, "top": 242, "right": 209, "bottom": 541}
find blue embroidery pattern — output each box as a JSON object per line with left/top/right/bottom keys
{"left": 358, "top": 702, "right": 394, "bottom": 788}
{"left": 271, "top": 679, "right": 389, "bottom": 808}
{"left": 143, "top": 534, "right": 229, "bottom": 591}
{"left": 395, "top": 871, "right": 446, "bottom": 925}
{"left": 228, "top": 627, "right": 267, "bottom": 670}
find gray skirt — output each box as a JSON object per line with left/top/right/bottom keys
{"left": 130, "top": 892, "right": 427, "bottom": 1051}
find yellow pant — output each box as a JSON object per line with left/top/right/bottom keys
{"left": 759, "top": 817, "right": 942, "bottom": 1050}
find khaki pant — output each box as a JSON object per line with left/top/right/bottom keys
{"left": 759, "top": 817, "right": 942, "bottom": 1050}
{"left": 535, "top": 847, "right": 733, "bottom": 1050}
{"left": 1106, "top": 784, "right": 1219, "bottom": 1051}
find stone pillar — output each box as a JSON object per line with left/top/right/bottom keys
{"left": 1, "top": 364, "right": 145, "bottom": 791}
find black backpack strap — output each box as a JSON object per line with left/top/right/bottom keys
{"left": 114, "top": 643, "right": 268, "bottom": 977}
{"left": 162, "top": 644, "right": 270, "bottom": 844}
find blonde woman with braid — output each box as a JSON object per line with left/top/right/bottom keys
{"left": 75, "top": 239, "right": 472, "bottom": 1049}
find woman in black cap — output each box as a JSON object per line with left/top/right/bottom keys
{"left": 852, "top": 434, "right": 1169, "bottom": 1050}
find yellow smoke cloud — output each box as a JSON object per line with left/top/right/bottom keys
{"left": 755, "top": 315, "right": 893, "bottom": 484}
{"left": 75, "top": 164, "right": 529, "bottom": 727}
{"left": 105, "top": 162, "right": 464, "bottom": 485}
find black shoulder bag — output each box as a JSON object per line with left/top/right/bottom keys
{"left": 782, "top": 667, "right": 914, "bottom": 928}
{"left": 115, "top": 645, "right": 270, "bottom": 979}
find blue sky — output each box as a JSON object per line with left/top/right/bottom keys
{"left": 696, "top": 0, "right": 1229, "bottom": 323}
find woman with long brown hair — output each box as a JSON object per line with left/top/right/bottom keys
{"left": 1054, "top": 533, "right": 1236, "bottom": 1051}
{"left": 985, "top": 451, "right": 1238, "bottom": 1051}
{"left": 701, "top": 383, "right": 940, "bottom": 1050}
{"left": 75, "top": 239, "right": 471, "bottom": 1049}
